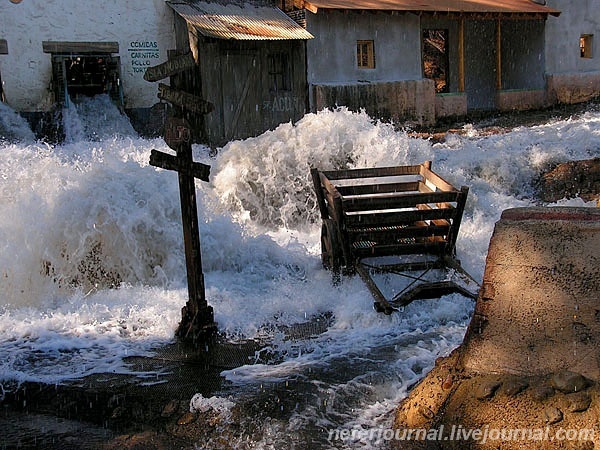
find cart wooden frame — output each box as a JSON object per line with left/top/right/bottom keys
{"left": 311, "top": 161, "right": 478, "bottom": 314}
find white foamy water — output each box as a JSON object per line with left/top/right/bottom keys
{"left": 0, "top": 97, "right": 598, "bottom": 448}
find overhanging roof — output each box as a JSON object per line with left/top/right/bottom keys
{"left": 167, "top": 1, "right": 314, "bottom": 40}
{"left": 301, "top": 0, "right": 561, "bottom": 16}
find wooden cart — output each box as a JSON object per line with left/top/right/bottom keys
{"left": 310, "top": 161, "right": 479, "bottom": 314}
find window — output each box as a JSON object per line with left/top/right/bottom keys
{"left": 268, "top": 52, "right": 290, "bottom": 92}
{"left": 423, "top": 29, "right": 449, "bottom": 93}
{"left": 580, "top": 34, "right": 593, "bottom": 58}
{"left": 357, "top": 40, "right": 375, "bottom": 69}
{"left": 51, "top": 54, "right": 123, "bottom": 107}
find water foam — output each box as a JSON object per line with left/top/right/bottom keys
{"left": 0, "top": 99, "right": 598, "bottom": 447}
{"left": 0, "top": 102, "right": 36, "bottom": 143}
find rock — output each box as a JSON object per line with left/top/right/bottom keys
{"left": 418, "top": 405, "right": 435, "bottom": 419}
{"left": 531, "top": 385, "right": 555, "bottom": 402}
{"left": 567, "top": 392, "right": 592, "bottom": 412}
{"left": 177, "top": 412, "right": 196, "bottom": 425}
{"left": 161, "top": 400, "right": 180, "bottom": 418}
{"left": 544, "top": 406, "right": 563, "bottom": 424}
{"left": 475, "top": 380, "right": 502, "bottom": 400}
{"left": 550, "top": 371, "right": 588, "bottom": 393}
{"left": 536, "top": 158, "right": 600, "bottom": 203}
{"left": 501, "top": 378, "right": 529, "bottom": 397}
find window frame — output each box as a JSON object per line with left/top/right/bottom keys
{"left": 268, "top": 51, "right": 291, "bottom": 93}
{"left": 580, "top": 34, "right": 593, "bottom": 58}
{"left": 357, "top": 40, "right": 376, "bottom": 69}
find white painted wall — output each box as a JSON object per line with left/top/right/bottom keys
{"left": 545, "top": 0, "right": 600, "bottom": 74}
{"left": 305, "top": 10, "right": 422, "bottom": 85}
{"left": 0, "top": 0, "right": 176, "bottom": 111}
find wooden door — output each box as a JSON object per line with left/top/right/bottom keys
{"left": 220, "top": 51, "right": 261, "bottom": 142}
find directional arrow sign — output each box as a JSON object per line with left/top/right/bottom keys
{"left": 144, "top": 52, "right": 196, "bottom": 82}
{"left": 158, "top": 83, "right": 214, "bottom": 115}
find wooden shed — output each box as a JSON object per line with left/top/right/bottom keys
{"left": 167, "top": 0, "right": 313, "bottom": 147}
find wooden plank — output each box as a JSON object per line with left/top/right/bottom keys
{"left": 158, "top": 83, "right": 214, "bottom": 115}
{"left": 445, "top": 186, "right": 469, "bottom": 254}
{"left": 310, "top": 168, "right": 329, "bottom": 220}
{"left": 321, "top": 164, "right": 421, "bottom": 181}
{"left": 345, "top": 207, "right": 457, "bottom": 227}
{"left": 336, "top": 181, "right": 420, "bottom": 196}
{"left": 149, "top": 149, "right": 210, "bottom": 182}
{"left": 347, "top": 224, "right": 450, "bottom": 240}
{"left": 0, "top": 39, "right": 7, "bottom": 55}
{"left": 355, "top": 263, "right": 395, "bottom": 314}
{"left": 144, "top": 52, "right": 196, "bottom": 82}
{"left": 353, "top": 242, "right": 447, "bottom": 258}
{"left": 42, "top": 41, "right": 119, "bottom": 54}
{"left": 392, "top": 280, "right": 478, "bottom": 307}
{"left": 342, "top": 191, "right": 460, "bottom": 213}
{"left": 419, "top": 165, "right": 457, "bottom": 192}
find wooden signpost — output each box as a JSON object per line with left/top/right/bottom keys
{"left": 143, "top": 52, "right": 196, "bottom": 82}
{"left": 158, "top": 83, "right": 214, "bottom": 115}
{"left": 146, "top": 54, "right": 216, "bottom": 344}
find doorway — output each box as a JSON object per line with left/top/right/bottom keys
{"left": 422, "top": 29, "right": 449, "bottom": 94}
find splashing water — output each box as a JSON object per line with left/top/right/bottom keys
{"left": 0, "top": 98, "right": 598, "bottom": 448}
{"left": 0, "top": 101, "right": 36, "bottom": 144}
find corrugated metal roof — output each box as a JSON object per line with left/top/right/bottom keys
{"left": 302, "top": 0, "right": 560, "bottom": 16}
{"left": 167, "top": 1, "right": 314, "bottom": 40}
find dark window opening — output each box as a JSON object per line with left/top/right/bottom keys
{"left": 268, "top": 52, "right": 290, "bottom": 92}
{"left": 423, "top": 29, "right": 449, "bottom": 93}
{"left": 580, "top": 34, "right": 593, "bottom": 58}
{"left": 52, "top": 54, "right": 123, "bottom": 107}
{"left": 357, "top": 40, "right": 375, "bottom": 69}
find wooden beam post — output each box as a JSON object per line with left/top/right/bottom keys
{"left": 458, "top": 18, "right": 465, "bottom": 93}
{"left": 496, "top": 19, "right": 502, "bottom": 91}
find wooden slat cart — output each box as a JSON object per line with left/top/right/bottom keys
{"left": 310, "top": 161, "right": 479, "bottom": 314}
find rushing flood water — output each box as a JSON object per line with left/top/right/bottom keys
{"left": 0, "top": 96, "right": 598, "bottom": 448}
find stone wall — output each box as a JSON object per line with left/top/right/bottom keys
{"left": 546, "top": 72, "right": 600, "bottom": 105}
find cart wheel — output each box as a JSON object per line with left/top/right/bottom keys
{"left": 321, "top": 219, "right": 343, "bottom": 275}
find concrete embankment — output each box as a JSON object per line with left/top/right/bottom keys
{"left": 394, "top": 207, "right": 600, "bottom": 450}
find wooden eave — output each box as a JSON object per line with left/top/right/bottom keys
{"left": 296, "top": 0, "right": 560, "bottom": 18}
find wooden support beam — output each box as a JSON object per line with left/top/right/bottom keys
{"left": 496, "top": 19, "right": 502, "bottom": 91}
{"left": 458, "top": 18, "right": 465, "bottom": 93}
{"left": 42, "top": 41, "right": 119, "bottom": 54}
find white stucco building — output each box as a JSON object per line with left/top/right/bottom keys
{"left": 0, "top": 0, "right": 176, "bottom": 134}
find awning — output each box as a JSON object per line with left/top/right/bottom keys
{"left": 300, "top": 0, "right": 560, "bottom": 16}
{"left": 167, "top": 1, "right": 314, "bottom": 40}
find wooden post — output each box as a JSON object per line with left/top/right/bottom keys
{"left": 458, "top": 18, "right": 465, "bottom": 93}
{"left": 149, "top": 138, "right": 216, "bottom": 344}
{"left": 146, "top": 51, "right": 216, "bottom": 346}
{"left": 496, "top": 19, "right": 502, "bottom": 91}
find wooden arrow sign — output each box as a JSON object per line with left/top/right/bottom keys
{"left": 158, "top": 83, "right": 214, "bottom": 115}
{"left": 144, "top": 52, "right": 196, "bottom": 82}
